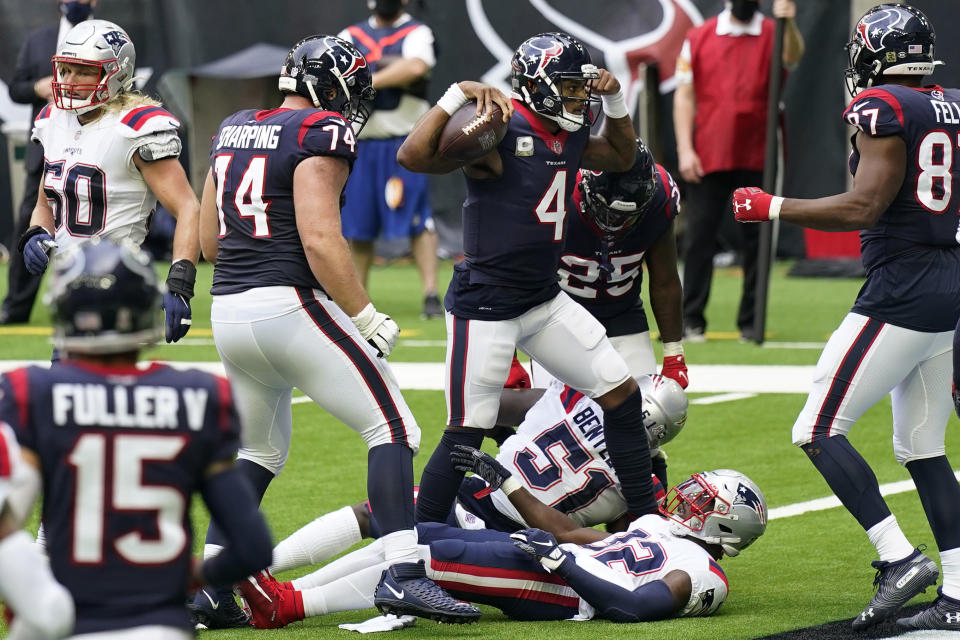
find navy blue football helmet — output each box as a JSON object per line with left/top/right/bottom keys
{"left": 845, "top": 3, "right": 942, "bottom": 96}
{"left": 279, "top": 35, "right": 376, "bottom": 133}
{"left": 47, "top": 238, "right": 162, "bottom": 354}
{"left": 510, "top": 32, "right": 599, "bottom": 132}
{"left": 579, "top": 139, "right": 657, "bottom": 238}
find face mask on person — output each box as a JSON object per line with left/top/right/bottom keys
{"left": 730, "top": 0, "right": 759, "bottom": 22}
{"left": 367, "top": 0, "right": 403, "bottom": 18}
{"left": 60, "top": 1, "right": 93, "bottom": 25}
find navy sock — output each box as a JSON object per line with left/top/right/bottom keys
{"left": 367, "top": 443, "right": 415, "bottom": 535}
{"left": 603, "top": 390, "right": 657, "bottom": 516}
{"left": 651, "top": 454, "right": 668, "bottom": 488}
{"left": 415, "top": 429, "right": 484, "bottom": 523}
{"left": 907, "top": 456, "right": 960, "bottom": 550}
{"left": 801, "top": 435, "right": 890, "bottom": 530}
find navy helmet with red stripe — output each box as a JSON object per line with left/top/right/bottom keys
{"left": 579, "top": 139, "right": 658, "bottom": 239}
{"left": 52, "top": 19, "right": 136, "bottom": 114}
{"left": 279, "top": 35, "right": 376, "bottom": 134}
{"left": 510, "top": 32, "right": 599, "bottom": 132}
{"left": 47, "top": 238, "right": 162, "bottom": 355}
{"left": 845, "top": 3, "right": 942, "bottom": 97}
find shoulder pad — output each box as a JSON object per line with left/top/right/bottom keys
{"left": 34, "top": 104, "right": 53, "bottom": 123}
{"left": 118, "top": 105, "right": 180, "bottom": 138}
{"left": 843, "top": 88, "right": 904, "bottom": 136}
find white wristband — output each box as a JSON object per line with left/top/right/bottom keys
{"left": 663, "top": 342, "right": 684, "bottom": 358}
{"left": 436, "top": 83, "right": 469, "bottom": 116}
{"left": 769, "top": 196, "right": 784, "bottom": 220}
{"left": 501, "top": 476, "right": 522, "bottom": 496}
{"left": 601, "top": 90, "right": 629, "bottom": 119}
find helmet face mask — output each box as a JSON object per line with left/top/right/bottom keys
{"left": 660, "top": 469, "right": 767, "bottom": 557}
{"left": 844, "top": 3, "right": 941, "bottom": 97}
{"left": 47, "top": 239, "right": 162, "bottom": 355}
{"left": 279, "top": 35, "right": 376, "bottom": 134}
{"left": 52, "top": 20, "right": 135, "bottom": 114}
{"left": 580, "top": 140, "right": 658, "bottom": 238}
{"left": 511, "top": 32, "right": 600, "bottom": 132}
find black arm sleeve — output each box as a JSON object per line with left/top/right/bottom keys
{"left": 554, "top": 559, "right": 681, "bottom": 622}
{"left": 200, "top": 466, "right": 273, "bottom": 588}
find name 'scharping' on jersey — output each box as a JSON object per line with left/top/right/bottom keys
{"left": 209, "top": 108, "right": 358, "bottom": 296}
{"left": 0, "top": 362, "right": 241, "bottom": 634}
{"left": 560, "top": 165, "right": 680, "bottom": 337}
{"left": 842, "top": 84, "right": 960, "bottom": 332}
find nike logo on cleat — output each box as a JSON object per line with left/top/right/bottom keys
{"left": 385, "top": 583, "right": 405, "bottom": 599}
{"left": 202, "top": 590, "right": 219, "bottom": 610}
{"left": 896, "top": 567, "right": 920, "bottom": 589}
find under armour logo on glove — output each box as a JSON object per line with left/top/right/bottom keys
{"left": 732, "top": 187, "right": 783, "bottom": 222}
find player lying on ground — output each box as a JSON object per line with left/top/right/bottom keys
{"left": 264, "top": 374, "right": 687, "bottom": 580}
{"left": 238, "top": 458, "right": 766, "bottom": 627}
{"left": 0, "top": 239, "right": 273, "bottom": 639}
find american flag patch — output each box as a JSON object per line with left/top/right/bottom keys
{"left": 908, "top": 44, "right": 923, "bottom": 54}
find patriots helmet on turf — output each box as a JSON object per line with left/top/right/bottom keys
{"left": 661, "top": 469, "right": 767, "bottom": 557}
{"left": 845, "top": 3, "right": 942, "bottom": 96}
{"left": 279, "top": 35, "right": 376, "bottom": 134}
{"left": 638, "top": 374, "right": 688, "bottom": 448}
{"left": 47, "top": 238, "right": 162, "bottom": 354}
{"left": 52, "top": 20, "right": 136, "bottom": 114}
{"left": 580, "top": 139, "right": 658, "bottom": 238}
{"left": 510, "top": 32, "right": 599, "bottom": 132}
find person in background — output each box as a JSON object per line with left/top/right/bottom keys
{"left": 339, "top": 0, "right": 442, "bottom": 318}
{"left": 1, "top": 0, "right": 97, "bottom": 325}
{"left": 673, "top": 0, "right": 803, "bottom": 342}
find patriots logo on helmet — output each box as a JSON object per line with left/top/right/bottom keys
{"left": 734, "top": 483, "right": 766, "bottom": 524}
{"left": 102, "top": 30, "right": 129, "bottom": 56}
{"left": 856, "top": 8, "right": 905, "bottom": 53}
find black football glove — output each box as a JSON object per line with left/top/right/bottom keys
{"left": 164, "top": 260, "right": 196, "bottom": 343}
{"left": 510, "top": 528, "right": 567, "bottom": 571}
{"left": 450, "top": 445, "right": 513, "bottom": 492}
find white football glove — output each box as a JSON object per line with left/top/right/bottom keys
{"left": 350, "top": 303, "right": 400, "bottom": 358}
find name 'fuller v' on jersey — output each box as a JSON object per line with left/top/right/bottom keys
{"left": 209, "top": 107, "right": 357, "bottom": 295}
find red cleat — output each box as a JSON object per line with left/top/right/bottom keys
{"left": 237, "top": 570, "right": 305, "bottom": 629}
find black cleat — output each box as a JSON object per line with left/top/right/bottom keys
{"left": 374, "top": 560, "right": 481, "bottom": 624}
{"left": 189, "top": 587, "right": 251, "bottom": 630}
{"left": 897, "top": 588, "right": 960, "bottom": 630}
{"left": 852, "top": 546, "right": 938, "bottom": 630}
{"left": 422, "top": 293, "right": 443, "bottom": 319}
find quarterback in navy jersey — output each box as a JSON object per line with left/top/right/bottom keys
{"left": 0, "top": 239, "right": 273, "bottom": 638}
{"left": 734, "top": 4, "right": 960, "bottom": 631}
{"left": 399, "top": 32, "right": 661, "bottom": 532}
{"left": 195, "top": 35, "right": 479, "bottom": 627}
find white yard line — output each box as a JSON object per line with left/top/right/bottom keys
{"left": 690, "top": 392, "right": 757, "bottom": 405}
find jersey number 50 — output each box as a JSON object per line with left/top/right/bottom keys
{"left": 43, "top": 160, "right": 107, "bottom": 236}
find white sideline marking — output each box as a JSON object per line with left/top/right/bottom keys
{"left": 690, "top": 392, "right": 757, "bottom": 405}
{"left": 399, "top": 340, "right": 447, "bottom": 348}
{"left": 770, "top": 471, "right": 960, "bottom": 521}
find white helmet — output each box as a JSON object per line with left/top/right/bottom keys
{"left": 52, "top": 20, "right": 136, "bottom": 114}
{"left": 638, "top": 374, "right": 688, "bottom": 448}
{"left": 660, "top": 469, "right": 767, "bottom": 557}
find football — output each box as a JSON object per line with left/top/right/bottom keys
{"left": 437, "top": 100, "right": 508, "bottom": 163}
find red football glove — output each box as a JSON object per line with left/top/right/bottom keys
{"left": 732, "top": 187, "right": 782, "bottom": 222}
{"left": 660, "top": 354, "right": 689, "bottom": 389}
{"left": 505, "top": 354, "right": 531, "bottom": 389}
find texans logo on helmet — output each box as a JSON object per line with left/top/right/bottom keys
{"left": 325, "top": 35, "right": 368, "bottom": 79}
{"left": 735, "top": 484, "right": 766, "bottom": 524}
{"left": 527, "top": 38, "right": 564, "bottom": 77}
{"left": 856, "top": 8, "right": 905, "bottom": 53}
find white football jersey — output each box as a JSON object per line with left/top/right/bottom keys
{"left": 567, "top": 514, "right": 729, "bottom": 619}
{"left": 490, "top": 379, "right": 628, "bottom": 527}
{"left": 32, "top": 103, "right": 181, "bottom": 252}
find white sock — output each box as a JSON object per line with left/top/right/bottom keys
{"left": 867, "top": 515, "right": 915, "bottom": 562}
{"left": 35, "top": 522, "right": 46, "bottom": 551}
{"left": 939, "top": 547, "right": 960, "bottom": 600}
{"left": 292, "top": 539, "right": 386, "bottom": 590}
{"left": 203, "top": 543, "right": 223, "bottom": 560}
{"left": 381, "top": 528, "right": 419, "bottom": 565}
{"left": 0, "top": 530, "right": 74, "bottom": 638}
{"left": 271, "top": 506, "right": 362, "bottom": 573}
{"left": 301, "top": 563, "right": 390, "bottom": 616}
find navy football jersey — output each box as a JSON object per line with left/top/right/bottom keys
{"left": 843, "top": 84, "right": 960, "bottom": 331}
{"left": 0, "top": 361, "right": 241, "bottom": 634}
{"left": 560, "top": 165, "right": 680, "bottom": 337}
{"left": 209, "top": 107, "right": 357, "bottom": 295}
{"left": 447, "top": 99, "right": 591, "bottom": 320}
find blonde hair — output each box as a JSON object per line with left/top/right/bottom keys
{"left": 101, "top": 91, "right": 162, "bottom": 115}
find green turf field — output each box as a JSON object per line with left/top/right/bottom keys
{"left": 1, "top": 259, "right": 956, "bottom": 639}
